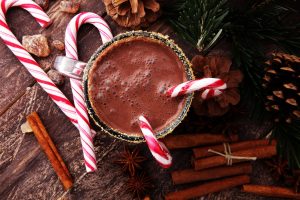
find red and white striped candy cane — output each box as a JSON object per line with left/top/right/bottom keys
{"left": 139, "top": 116, "right": 172, "bottom": 168}
{"left": 0, "top": 0, "right": 79, "bottom": 126}
{"left": 166, "top": 78, "right": 227, "bottom": 99}
{"left": 65, "top": 12, "right": 113, "bottom": 172}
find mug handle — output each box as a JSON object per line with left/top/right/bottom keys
{"left": 53, "top": 56, "right": 86, "bottom": 80}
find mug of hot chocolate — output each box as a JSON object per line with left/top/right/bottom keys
{"left": 54, "top": 31, "right": 226, "bottom": 166}
{"left": 55, "top": 31, "right": 194, "bottom": 141}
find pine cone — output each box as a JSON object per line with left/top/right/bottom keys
{"left": 103, "top": 0, "right": 160, "bottom": 28}
{"left": 191, "top": 55, "right": 243, "bottom": 116}
{"left": 262, "top": 53, "right": 300, "bottom": 123}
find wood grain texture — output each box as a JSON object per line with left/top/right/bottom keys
{"left": 0, "top": 0, "right": 291, "bottom": 199}
{"left": 0, "top": 82, "right": 118, "bottom": 199}
{"left": 0, "top": 8, "right": 38, "bottom": 116}
{"left": 0, "top": 0, "right": 106, "bottom": 116}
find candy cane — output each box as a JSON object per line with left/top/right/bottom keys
{"left": 0, "top": 0, "right": 79, "bottom": 126}
{"left": 64, "top": 12, "right": 113, "bottom": 172}
{"left": 166, "top": 78, "right": 227, "bottom": 98}
{"left": 139, "top": 116, "right": 172, "bottom": 168}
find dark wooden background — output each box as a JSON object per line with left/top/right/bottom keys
{"left": 0, "top": 1, "right": 296, "bottom": 199}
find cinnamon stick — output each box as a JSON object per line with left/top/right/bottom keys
{"left": 193, "top": 139, "right": 275, "bottom": 158}
{"left": 172, "top": 163, "right": 252, "bottom": 185}
{"left": 242, "top": 185, "right": 300, "bottom": 199}
{"left": 29, "top": 112, "right": 71, "bottom": 178}
{"left": 194, "top": 145, "right": 276, "bottom": 170}
{"left": 165, "top": 175, "right": 250, "bottom": 200}
{"left": 163, "top": 133, "right": 239, "bottom": 150}
{"left": 27, "top": 112, "right": 73, "bottom": 190}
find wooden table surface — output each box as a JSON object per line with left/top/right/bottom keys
{"left": 0, "top": 1, "right": 289, "bottom": 200}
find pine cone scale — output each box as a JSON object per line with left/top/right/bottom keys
{"left": 112, "top": 0, "right": 128, "bottom": 7}
{"left": 104, "top": 0, "right": 160, "bottom": 28}
{"left": 263, "top": 53, "right": 300, "bottom": 123}
{"left": 129, "top": 0, "right": 138, "bottom": 13}
{"left": 191, "top": 55, "right": 243, "bottom": 116}
{"left": 106, "top": 4, "right": 117, "bottom": 17}
{"left": 284, "top": 83, "right": 297, "bottom": 91}
{"left": 137, "top": 0, "right": 146, "bottom": 17}
{"left": 143, "top": 0, "right": 159, "bottom": 12}
{"left": 117, "top": 3, "right": 130, "bottom": 16}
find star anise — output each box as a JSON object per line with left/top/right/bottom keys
{"left": 114, "top": 145, "right": 147, "bottom": 176}
{"left": 126, "top": 172, "right": 153, "bottom": 199}
{"left": 264, "top": 157, "right": 289, "bottom": 181}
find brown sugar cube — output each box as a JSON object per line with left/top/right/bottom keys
{"left": 60, "top": 0, "right": 80, "bottom": 14}
{"left": 22, "top": 34, "right": 51, "bottom": 57}
{"left": 52, "top": 40, "right": 65, "bottom": 51}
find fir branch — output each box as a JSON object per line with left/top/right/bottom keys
{"left": 165, "top": 0, "right": 300, "bottom": 168}
{"left": 166, "top": 0, "right": 229, "bottom": 53}
{"left": 165, "top": 0, "right": 300, "bottom": 99}
{"left": 224, "top": 0, "right": 300, "bottom": 119}
{"left": 273, "top": 120, "right": 300, "bottom": 168}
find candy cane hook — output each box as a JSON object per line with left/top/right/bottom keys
{"left": 167, "top": 78, "right": 227, "bottom": 99}
{"left": 64, "top": 12, "right": 113, "bottom": 172}
{"left": 139, "top": 116, "right": 172, "bottom": 168}
{"left": 0, "top": 0, "right": 79, "bottom": 127}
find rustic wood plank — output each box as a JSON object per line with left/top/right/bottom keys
{"left": 53, "top": 19, "right": 203, "bottom": 200}
{"left": 0, "top": 0, "right": 107, "bottom": 116}
{"left": 0, "top": 12, "right": 220, "bottom": 199}
{"left": 40, "top": 0, "right": 107, "bottom": 67}
{"left": 65, "top": 141, "right": 135, "bottom": 200}
{"left": 0, "top": 2, "right": 119, "bottom": 198}
{"left": 0, "top": 82, "right": 119, "bottom": 199}
{"left": 0, "top": 2, "right": 283, "bottom": 199}
{"left": 63, "top": 18, "right": 193, "bottom": 200}
{"left": 0, "top": 2, "right": 134, "bottom": 199}
{"left": 0, "top": 8, "right": 39, "bottom": 116}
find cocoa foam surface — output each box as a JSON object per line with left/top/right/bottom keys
{"left": 88, "top": 37, "right": 187, "bottom": 136}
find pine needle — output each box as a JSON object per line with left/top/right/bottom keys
{"left": 166, "top": 0, "right": 229, "bottom": 53}
{"left": 165, "top": 0, "right": 300, "bottom": 169}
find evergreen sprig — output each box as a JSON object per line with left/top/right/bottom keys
{"left": 165, "top": 0, "right": 300, "bottom": 168}
{"left": 223, "top": 2, "right": 300, "bottom": 167}
{"left": 167, "top": 0, "right": 229, "bottom": 53}
{"left": 273, "top": 121, "right": 300, "bottom": 168}
{"left": 226, "top": 1, "right": 300, "bottom": 75}
{"left": 166, "top": 0, "right": 300, "bottom": 118}
{"left": 224, "top": 0, "right": 300, "bottom": 120}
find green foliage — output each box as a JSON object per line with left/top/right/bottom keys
{"left": 167, "top": 0, "right": 229, "bottom": 53}
{"left": 165, "top": 0, "right": 300, "bottom": 168}
{"left": 166, "top": 0, "right": 300, "bottom": 97}
{"left": 224, "top": 1, "right": 300, "bottom": 168}
{"left": 225, "top": 1, "right": 300, "bottom": 85}
{"left": 273, "top": 121, "right": 300, "bottom": 168}
{"left": 224, "top": 0, "right": 300, "bottom": 120}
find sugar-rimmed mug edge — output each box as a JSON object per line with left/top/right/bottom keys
{"left": 83, "top": 31, "right": 195, "bottom": 143}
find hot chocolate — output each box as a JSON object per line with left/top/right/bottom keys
{"left": 87, "top": 35, "right": 189, "bottom": 136}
